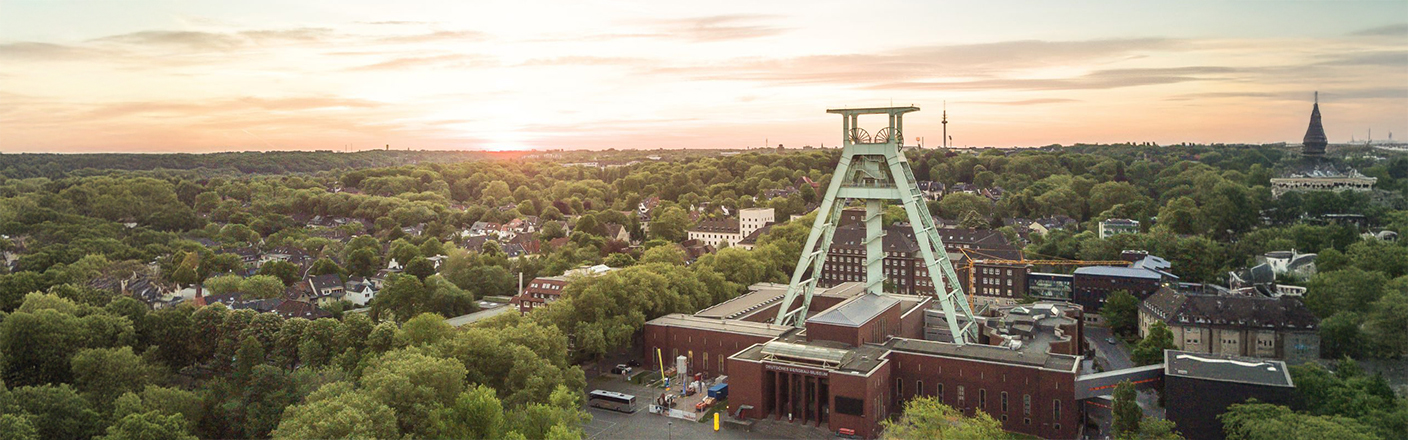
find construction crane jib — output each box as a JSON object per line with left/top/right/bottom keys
{"left": 773, "top": 106, "right": 978, "bottom": 345}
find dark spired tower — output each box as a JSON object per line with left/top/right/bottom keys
{"left": 1302, "top": 91, "right": 1327, "bottom": 156}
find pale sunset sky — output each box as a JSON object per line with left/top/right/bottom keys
{"left": 1, "top": 0, "right": 1405, "bottom": 153}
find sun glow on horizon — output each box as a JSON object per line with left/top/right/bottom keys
{"left": 0, "top": 1, "right": 1404, "bottom": 153}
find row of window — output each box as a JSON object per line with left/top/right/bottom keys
{"left": 897, "top": 378, "right": 1061, "bottom": 424}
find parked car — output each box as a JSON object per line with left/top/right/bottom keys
{"left": 611, "top": 364, "right": 632, "bottom": 375}
{"left": 1106, "top": 337, "right": 1118, "bottom": 345}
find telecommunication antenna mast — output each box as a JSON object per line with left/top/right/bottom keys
{"left": 773, "top": 106, "right": 977, "bottom": 344}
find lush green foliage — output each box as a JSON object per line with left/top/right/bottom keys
{"left": 1133, "top": 321, "right": 1178, "bottom": 366}
{"left": 880, "top": 396, "right": 1008, "bottom": 440}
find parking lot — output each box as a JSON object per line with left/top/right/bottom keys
{"left": 582, "top": 375, "right": 836, "bottom": 440}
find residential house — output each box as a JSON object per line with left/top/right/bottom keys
{"left": 468, "top": 221, "right": 502, "bottom": 236}
{"left": 502, "top": 243, "right": 527, "bottom": 258}
{"left": 761, "top": 186, "right": 800, "bottom": 200}
{"left": 344, "top": 278, "right": 378, "bottom": 307}
{"left": 509, "top": 264, "right": 616, "bottom": 314}
{"left": 275, "top": 299, "right": 332, "bottom": 320}
{"left": 916, "top": 181, "right": 945, "bottom": 201}
{"left": 1033, "top": 215, "right": 1079, "bottom": 235}
{"left": 687, "top": 208, "right": 774, "bottom": 248}
{"left": 603, "top": 223, "right": 631, "bottom": 242}
{"left": 306, "top": 274, "right": 346, "bottom": 306}
{"left": 1098, "top": 218, "right": 1140, "bottom": 239}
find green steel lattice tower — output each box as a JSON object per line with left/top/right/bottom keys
{"left": 773, "top": 106, "right": 977, "bottom": 344}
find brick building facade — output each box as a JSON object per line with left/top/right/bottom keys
{"left": 643, "top": 283, "right": 1084, "bottom": 439}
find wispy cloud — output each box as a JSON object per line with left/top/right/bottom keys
{"left": 91, "top": 28, "right": 335, "bottom": 50}
{"left": 0, "top": 42, "right": 105, "bottom": 60}
{"left": 963, "top": 98, "right": 1083, "bottom": 106}
{"left": 347, "top": 53, "right": 492, "bottom": 71}
{"left": 656, "top": 14, "right": 789, "bottom": 42}
{"left": 378, "top": 30, "right": 487, "bottom": 44}
{"left": 1351, "top": 23, "right": 1408, "bottom": 37}
{"left": 667, "top": 38, "right": 1180, "bottom": 87}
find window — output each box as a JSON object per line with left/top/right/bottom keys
{"left": 1001, "top": 392, "right": 1009, "bottom": 412}
{"left": 1023, "top": 394, "right": 1031, "bottom": 416}
{"left": 979, "top": 389, "right": 986, "bottom": 409}
{"left": 719, "top": 356, "right": 725, "bottom": 372}
{"left": 937, "top": 384, "right": 944, "bottom": 403}
{"left": 896, "top": 378, "right": 903, "bottom": 398}
{"left": 957, "top": 386, "right": 965, "bottom": 406}
{"left": 834, "top": 396, "right": 864, "bottom": 416}
{"left": 1053, "top": 399, "right": 1061, "bottom": 420}
{"left": 916, "top": 380, "right": 924, "bottom": 396}
{"left": 703, "top": 352, "right": 709, "bottom": 370}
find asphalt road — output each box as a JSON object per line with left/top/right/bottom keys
{"left": 1085, "top": 326, "right": 1134, "bottom": 371}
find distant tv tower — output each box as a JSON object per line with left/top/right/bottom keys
{"left": 942, "top": 101, "right": 948, "bottom": 148}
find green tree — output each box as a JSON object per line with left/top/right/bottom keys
{"left": 1318, "top": 312, "right": 1365, "bottom": 359}
{"left": 879, "top": 396, "right": 1007, "bottom": 440}
{"left": 937, "top": 192, "right": 993, "bottom": 220}
{"left": 397, "top": 313, "right": 453, "bottom": 347}
{"left": 648, "top": 207, "right": 689, "bottom": 242}
{"left": 0, "top": 414, "right": 38, "bottom": 440}
{"left": 11, "top": 384, "right": 103, "bottom": 440}
{"left": 204, "top": 274, "right": 244, "bottom": 296}
{"left": 603, "top": 253, "right": 635, "bottom": 268}
{"left": 234, "top": 336, "right": 266, "bottom": 384}
{"left": 1219, "top": 402, "right": 1376, "bottom": 440}
{"left": 346, "top": 248, "right": 382, "bottom": 278}
{"left": 257, "top": 261, "right": 300, "bottom": 286}
{"left": 1134, "top": 418, "right": 1184, "bottom": 440}
{"left": 1113, "top": 381, "right": 1142, "bottom": 438}
{"left": 1101, "top": 290, "right": 1139, "bottom": 336}
{"left": 0, "top": 309, "right": 87, "bottom": 386}
{"left": 1365, "top": 290, "right": 1408, "bottom": 356}
{"left": 360, "top": 349, "right": 468, "bottom": 437}
{"left": 272, "top": 384, "right": 398, "bottom": 440}
{"left": 70, "top": 347, "right": 153, "bottom": 410}
{"left": 503, "top": 385, "right": 590, "bottom": 440}
{"left": 1156, "top": 196, "right": 1200, "bottom": 235}
{"left": 1305, "top": 268, "right": 1387, "bottom": 317}
{"left": 639, "top": 246, "right": 685, "bottom": 266}
{"left": 99, "top": 411, "right": 197, "bottom": 440}
{"left": 307, "top": 258, "right": 344, "bottom": 278}
{"left": 405, "top": 256, "right": 437, "bottom": 281}
{"left": 431, "top": 385, "right": 505, "bottom": 440}
{"left": 241, "top": 275, "right": 287, "bottom": 299}
{"left": 1133, "top": 321, "right": 1178, "bottom": 366}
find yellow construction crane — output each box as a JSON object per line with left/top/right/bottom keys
{"left": 957, "top": 249, "right": 1131, "bottom": 307}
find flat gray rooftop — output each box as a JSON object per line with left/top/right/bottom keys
{"left": 884, "top": 337, "right": 1080, "bottom": 373}
{"left": 1164, "top": 350, "right": 1294, "bottom": 387}
{"left": 1073, "top": 266, "right": 1162, "bottom": 280}
{"left": 647, "top": 313, "right": 795, "bottom": 339}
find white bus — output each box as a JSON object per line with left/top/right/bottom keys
{"left": 588, "top": 390, "right": 636, "bottom": 413}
